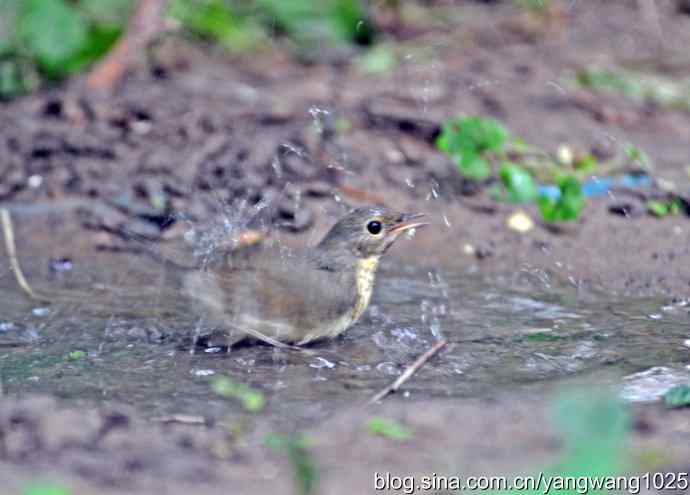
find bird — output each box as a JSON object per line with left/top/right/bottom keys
{"left": 183, "top": 206, "right": 427, "bottom": 349}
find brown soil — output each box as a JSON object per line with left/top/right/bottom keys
{"left": 1, "top": 394, "right": 690, "bottom": 495}
{"left": 2, "top": 1, "right": 690, "bottom": 296}
{"left": 2, "top": 1, "right": 690, "bottom": 493}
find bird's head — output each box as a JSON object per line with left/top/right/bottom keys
{"left": 317, "top": 206, "right": 427, "bottom": 259}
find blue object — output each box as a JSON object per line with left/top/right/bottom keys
{"left": 538, "top": 174, "right": 652, "bottom": 200}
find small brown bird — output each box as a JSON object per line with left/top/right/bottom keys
{"left": 184, "top": 206, "right": 426, "bottom": 348}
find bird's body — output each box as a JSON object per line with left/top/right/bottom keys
{"left": 183, "top": 207, "right": 425, "bottom": 348}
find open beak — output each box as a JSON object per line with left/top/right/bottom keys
{"left": 388, "top": 212, "right": 428, "bottom": 234}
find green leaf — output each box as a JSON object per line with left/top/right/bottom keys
{"left": 647, "top": 199, "right": 682, "bottom": 217}
{"left": 67, "top": 350, "right": 86, "bottom": 361}
{"left": 538, "top": 176, "right": 585, "bottom": 222}
{"left": 19, "top": 0, "right": 88, "bottom": 75}
{"left": 646, "top": 200, "right": 669, "bottom": 217}
{"left": 626, "top": 144, "right": 651, "bottom": 169}
{"left": 573, "top": 153, "right": 598, "bottom": 173}
{"left": 459, "top": 151, "right": 491, "bottom": 180}
{"left": 367, "top": 417, "right": 413, "bottom": 440}
{"left": 24, "top": 484, "right": 71, "bottom": 495}
{"left": 329, "top": 0, "right": 374, "bottom": 45}
{"left": 664, "top": 384, "right": 690, "bottom": 408}
{"left": 551, "top": 389, "right": 630, "bottom": 477}
{"left": 170, "top": 0, "right": 262, "bottom": 51}
{"left": 357, "top": 44, "right": 396, "bottom": 74}
{"left": 62, "top": 24, "right": 122, "bottom": 74}
{"left": 436, "top": 116, "right": 508, "bottom": 180}
{"left": 0, "top": 58, "right": 39, "bottom": 98}
{"left": 265, "top": 434, "right": 318, "bottom": 495}
{"left": 211, "top": 375, "right": 265, "bottom": 412}
{"left": 499, "top": 162, "right": 538, "bottom": 202}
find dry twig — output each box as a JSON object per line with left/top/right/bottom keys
{"left": 87, "top": 0, "right": 168, "bottom": 91}
{"left": 152, "top": 414, "right": 208, "bottom": 425}
{"left": 1, "top": 208, "right": 44, "bottom": 301}
{"left": 368, "top": 339, "right": 447, "bottom": 405}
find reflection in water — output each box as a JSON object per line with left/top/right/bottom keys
{"left": 1, "top": 254, "right": 689, "bottom": 428}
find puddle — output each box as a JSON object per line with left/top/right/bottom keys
{"left": 1, "top": 253, "right": 689, "bottom": 428}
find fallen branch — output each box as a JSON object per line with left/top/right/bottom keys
{"left": 151, "top": 414, "right": 208, "bottom": 426}
{"left": 367, "top": 339, "right": 447, "bottom": 405}
{"left": 1, "top": 208, "right": 44, "bottom": 301}
{"left": 87, "top": 0, "right": 168, "bottom": 91}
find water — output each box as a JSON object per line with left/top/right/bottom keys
{"left": 1, "top": 254, "right": 689, "bottom": 429}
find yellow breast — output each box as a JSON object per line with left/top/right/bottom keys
{"left": 352, "top": 256, "right": 380, "bottom": 322}
{"left": 297, "top": 256, "right": 381, "bottom": 344}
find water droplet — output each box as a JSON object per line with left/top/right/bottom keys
{"left": 391, "top": 327, "right": 418, "bottom": 342}
{"left": 32, "top": 307, "right": 50, "bottom": 317}
{"left": 0, "top": 321, "right": 16, "bottom": 332}
{"left": 49, "top": 258, "right": 73, "bottom": 272}
{"left": 310, "top": 357, "right": 335, "bottom": 369}
{"left": 27, "top": 175, "right": 43, "bottom": 188}
{"left": 376, "top": 361, "right": 399, "bottom": 376}
{"left": 372, "top": 331, "right": 389, "bottom": 347}
{"left": 192, "top": 369, "right": 215, "bottom": 377}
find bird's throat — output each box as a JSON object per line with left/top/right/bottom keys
{"left": 352, "top": 256, "right": 380, "bottom": 322}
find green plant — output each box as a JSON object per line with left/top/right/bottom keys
{"left": 538, "top": 176, "right": 585, "bottom": 223}
{"left": 576, "top": 65, "right": 690, "bottom": 113}
{"left": 437, "top": 115, "right": 593, "bottom": 222}
{"left": 626, "top": 144, "right": 651, "bottom": 169}
{"left": 663, "top": 384, "right": 690, "bottom": 408}
{"left": 516, "top": 0, "right": 552, "bottom": 11}
{"left": 646, "top": 199, "right": 682, "bottom": 217}
{"left": 266, "top": 433, "right": 318, "bottom": 495}
{"left": 367, "top": 416, "right": 413, "bottom": 440}
{"left": 436, "top": 116, "right": 508, "bottom": 180}
{"left": 256, "top": 0, "right": 374, "bottom": 50}
{"left": 0, "top": 0, "right": 127, "bottom": 97}
{"left": 168, "top": 0, "right": 264, "bottom": 51}
{"left": 357, "top": 44, "right": 396, "bottom": 74}
{"left": 211, "top": 375, "right": 265, "bottom": 412}
{"left": 23, "top": 484, "right": 71, "bottom": 495}
{"left": 499, "top": 163, "right": 539, "bottom": 203}
{"left": 502, "top": 390, "right": 630, "bottom": 495}
{"left": 67, "top": 350, "right": 87, "bottom": 361}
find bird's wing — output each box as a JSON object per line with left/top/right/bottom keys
{"left": 184, "top": 249, "right": 355, "bottom": 344}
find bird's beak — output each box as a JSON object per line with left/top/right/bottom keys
{"left": 388, "top": 212, "right": 428, "bottom": 234}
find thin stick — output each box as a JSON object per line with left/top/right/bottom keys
{"left": 367, "top": 339, "right": 447, "bottom": 405}
{"left": 1, "top": 208, "right": 43, "bottom": 301}
{"left": 151, "top": 414, "right": 207, "bottom": 425}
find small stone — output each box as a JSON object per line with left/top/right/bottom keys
{"left": 507, "top": 210, "right": 534, "bottom": 233}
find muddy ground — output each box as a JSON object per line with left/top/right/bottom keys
{"left": 1, "top": 394, "right": 690, "bottom": 495}
{"left": 2, "top": 1, "right": 690, "bottom": 494}
{"left": 2, "top": 1, "right": 690, "bottom": 295}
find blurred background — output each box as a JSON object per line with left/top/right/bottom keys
{"left": 2, "top": 1, "right": 690, "bottom": 494}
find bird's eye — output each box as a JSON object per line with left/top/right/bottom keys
{"left": 366, "top": 220, "right": 383, "bottom": 235}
